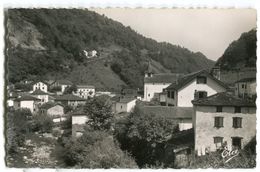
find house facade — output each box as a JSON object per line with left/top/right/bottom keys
{"left": 192, "top": 92, "right": 256, "bottom": 156}
{"left": 54, "top": 94, "right": 86, "bottom": 108}
{"left": 115, "top": 97, "right": 137, "bottom": 113}
{"left": 164, "top": 70, "right": 227, "bottom": 107}
{"left": 31, "top": 89, "right": 50, "bottom": 105}
{"left": 13, "top": 95, "right": 41, "bottom": 113}
{"left": 33, "top": 81, "right": 48, "bottom": 93}
{"left": 74, "top": 85, "right": 95, "bottom": 99}
{"left": 235, "top": 77, "right": 256, "bottom": 99}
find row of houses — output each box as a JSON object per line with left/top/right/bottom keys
{"left": 142, "top": 62, "right": 256, "bottom": 156}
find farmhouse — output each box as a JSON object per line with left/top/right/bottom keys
{"left": 163, "top": 70, "right": 228, "bottom": 107}
{"left": 143, "top": 106, "right": 193, "bottom": 131}
{"left": 32, "top": 81, "right": 48, "bottom": 93}
{"left": 74, "top": 85, "right": 95, "bottom": 99}
{"left": 192, "top": 92, "right": 256, "bottom": 156}
{"left": 13, "top": 95, "right": 41, "bottom": 113}
{"left": 54, "top": 94, "right": 86, "bottom": 108}
{"left": 235, "top": 77, "right": 256, "bottom": 99}
{"left": 115, "top": 97, "right": 137, "bottom": 113}
{"left": 51, "top": 79, "right": 73, "bottom": 93}
{"left": 144, "top": 66, "right": 183, "bottom": 102}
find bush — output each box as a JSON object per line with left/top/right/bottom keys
{"left": 32, "top": 114, "right": 54, "bottom": 133}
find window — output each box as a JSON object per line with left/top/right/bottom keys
{"left": 214, "top": 137, "right": 223, "bottom": 149}
{"left": 241, "top": 84, "right": 244, "bottom": 89}
{"left": 167, "top": 91, "right": 171, "bottom": 98}
{"left": 234, "top": 107, "right": 241, "bottom": 113}
{"left": 171, "top": 91, "right": 175, "bottom": 99}
{"left": 121, "top": 105, "right": 122, "bottom": 109}
{"left": 232, "top": 137, "right": 242, "bottom": 149}
{"left": 214, "top": 117, "right": 224, "bottom": 128}
{"left": 148, "top": 94, "right": 150, "bottom": 97}
{"left": 216, "top": 106, "right": 223, "bottom": 112}
{"left": 197, "top": 76, "right": 207, "bottom": 84}
{"left": 195, "top": 91, "right": 208, "bottom": 99}
{"left": 233, "top": 117, "right": 242, "bottom": 128}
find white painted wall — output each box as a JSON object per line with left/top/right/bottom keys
{"left": 177, "top": 77, "right": 226, "bottom": 107}
{"left": 14, "top": 100, "right": 36, "bottom": 113}
{"left": 75, "top": 88, "right": 95, "bottom": 99}
{"left": 115, "top": 99, "right": 136, "bottom": 113}
{"left": 194, "top": 105, "right": 256, "bottom": 155}
{"left": 178, "top": 119, "right": 193, "bottom": 131}
{"left": 72, "top": 115, "right": 89, "bottom": 125}
{"left": 32, "top": 95, "right": 49, "bottom": 105}
{"left": 33, "top": 82, "right": 48, "bottom": 92}
{"left": 144, "top": 83, "right": 171, "bottom": 101}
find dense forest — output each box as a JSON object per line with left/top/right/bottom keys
{"left": 215, "top": 29, "right": 256, "bottom": 70}
{"left": 6, "top": 9, "right": 214, "bottom": 89}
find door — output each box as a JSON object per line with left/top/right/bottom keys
{"left": 232, "top": 137, "right": 242, "bottom": 149}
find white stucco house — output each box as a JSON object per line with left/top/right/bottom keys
{"left": 115, "top": 97, "right": 137, "bottom": 113}
{"left": 13, "top": 95, "right": 41, "bottom": 113}
{"left": 31, "top": 89, "right": 50, "bottom": 105}
{"left": 235, "top": 77, "right": 256, "bottom": 99}
{"left": 33, "top": 81, "right": 48, "bottom": 93}
{"left": 192, "top": 92, "right": 256, "bottom": 156}
{"left": 74, "top": 85, "right": 95, "bottom": 99}
{"left": 163, "top": 70, "right": 228, "bottom": 107}
{"left": 143, "top": 64, "right": 183, "bottom": 102}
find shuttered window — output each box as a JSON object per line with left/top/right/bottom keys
{"left": 214, "top": 117, "right": 224, "bottom": 128}
{"left": 233, "top": 117, "right": 242, "bottom": 128}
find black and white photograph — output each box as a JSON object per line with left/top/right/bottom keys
{"left": 4, "top": 7, "right": 257, "bottom": 169}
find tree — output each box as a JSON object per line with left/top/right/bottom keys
{"left": 32, "top": 114, "right": 53, "bottom": 133}
{"left": 64, "top": 84, "right": 77, "bottom": 94}
{"left": 63, "top": 130, "right": 138, "bottom": 168}
{"left": 83, "top": 96, "right": 113, "bottom": 131}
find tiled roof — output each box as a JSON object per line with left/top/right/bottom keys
{"left": 235, "top": 77, "right": 256, "bottom": 83}
{"left": 31, "top": 89, "right": 49, "bottom": 95}
{"left": 14, "top": 95, "right": 41, "bottom": 101}
{"left": 142, "top": 106, "right": 193, "bottom": 119}
{"left": 54, "top": 94, "right": 86, "bottom": 101}
{"left": 40, "top": 103, "right": 64, "bottom": 110}
{"left": 192, "top": 92, "right": 256, "bottom": 107}
{"left": 118, "top": 97, "right": 136, "bottom": 103}
{"left": 144, "top": 73, "right": 184, "bottom": 83}
{"left": 166, "top": 70, "right": 228, "bottom": 90}
{"left": 77, "top": 85, "right": 95, "bottom": 89}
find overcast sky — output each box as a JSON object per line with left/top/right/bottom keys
{"left": 92, "top": 8, "right": 256, "bottom": 61}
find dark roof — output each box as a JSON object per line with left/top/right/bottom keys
{"left": 14, "top": 95, "right": 41, "bottom": 101}
{"left": 77, "top": 85, "right": 95, "bottom": 89}
{"left": 142, "top": 106, "right": 193, "bottom": 119}
{"left": 235, "top": 77, "right": 256, "bottom": 83}
{"left": 31, "top": 89, "right": 49, "bottom": 95}
{"left": 192, "top": 92, "right": 256, "bottom": 107}
{"left": 166, "top": 70, "right": 228, "bottom": 90}
{"left": 40, "top": 103, "right": 64, "bottom": 110}
{"left": 54, "top": 79, "right": 73, "bottom": 85}
{"left": 118, "top": 97, "right": 136, "bottom": 103}
{"left": 144, "top": 73, "right": 184, "bottom": 83}
{"left": 54, "top": 94, "right": 86, "bottom": 101}
{"left": 32, "top": 80, "right": 49, "bottom": 86}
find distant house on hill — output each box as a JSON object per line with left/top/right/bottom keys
{"left": 142, "top": 106, "right": 193, "bottom": 131}
{"left": 32, "top": 81, "right": 48, "bottom": 93}
{"left": 115, "top": 97, "right": 137, "bottom": 113}
{"left": 13, "top": 95, "right": 41, "bottom": 113}
{"left": 143, "top": 62, "right": 183, "bottom": 102}
{"left": 163, "top": 70, "right": 228, "bottom": 107}
{"left": 235, "top": 77, "right": 256, "bottom": 99}
{"left": 73, "top": 85, "right": 95, "bottom": 99}
{"left": 54, "top": 94, "right": 86, "bottom": 108}
{"left": 51, "top": 79, "right": 73, "bottom": 93}
{"left": 31, "top": 89, "right": 53, "bottom": 105}
{"left": 192, "top": 92, "right": 256, "bottom": 156}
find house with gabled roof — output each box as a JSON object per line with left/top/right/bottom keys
{"left": 73, "top": 84, "right": 95, "bottom": 99}
{"left": 163, "top": 70, "right": 228, "bottom": 107}
{"left": 115, "top": 97, "right": 137, "bottom": 113}
{"left": 192, "top": 92, "right": 256, "bottom": 156}
{"left": 235, "top": 77, "right": 256, "bottom": 99}
{"left": 32, "top": 81, "right": 49, "bottom": 93}
{"left": 13, "top": 95, "right": 41, "bottom": 113}
{"left": 143, "top": 62, "right": 183, "bottom": 102}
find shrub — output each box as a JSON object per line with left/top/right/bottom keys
{"left": 32, "top": 114, "right": 53, "bottom": 133}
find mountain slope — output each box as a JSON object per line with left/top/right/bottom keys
{"left": 215, "top": 29, "right": 256, "bottom": 69}
{"left": 6, "top": 9, "right": 214, "bottom": 90}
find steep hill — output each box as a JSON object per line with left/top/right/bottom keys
{"left": 215, "top": 29, "right": 256, "bottom": 70}
{"left": 6, "top": 9, "right": 214, "bottom": 90}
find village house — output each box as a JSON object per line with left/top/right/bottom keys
{"left": 162, "top": 70, "right": 228, "bottom": 107}
{"left": 143, "top": 106, "right": 193, "bottom": 131}
{"left": 235, "top": 77, "right": 256, "bottom": 99}
{"left": 71, "top": 110, "right": 89, "bottom": 138}
{"left": 143, "top": 63, "right": 183, "bottom": 102}
{"left": 13, "top": 95, "right": 41, "bottom": 113}
{"left": 32, "top": 81, "right": 48, "bottom": 93}
{"left": 74, "top": 85, "right": 95, "bottom": 99}
{"left": 51, "top": 79, "right": 73, "bottom": 93}
{"left": 40, "top": 103, "right": 65, "bottom": 123}
{"left": 54, "top": 94, "right": 86, "bottom": 108}
{"left": 192, "top": 92, "right": 256, "bottom": 156}
{"left": 31, "top": 89, "right": 52, "bottom": 105}
{"left": 115, "top": 97, "right": 137, "bottom": 113}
